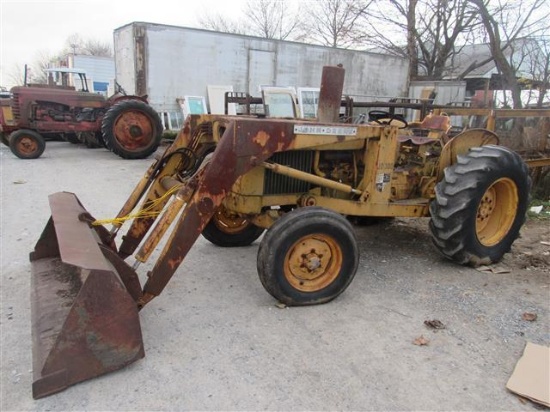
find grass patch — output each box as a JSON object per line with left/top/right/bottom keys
{"left": 162, "top": 130, "right": 178, "bottom": 140}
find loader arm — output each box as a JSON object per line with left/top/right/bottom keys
{"left": 132, "top": 118, "right": 298, "bottom": 305}
{"left": 114, "top": 116, "right": 200, "bottom": 258}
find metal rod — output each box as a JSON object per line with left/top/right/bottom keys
{"left": 261, "top": 161, "right": 362, "bottom": 195}
{"left": 134, "top": 186, "right": 194, "bottom": 263}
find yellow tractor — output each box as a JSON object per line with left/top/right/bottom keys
{"left": 29, "top": 66, "right": 530, "bottom": 398}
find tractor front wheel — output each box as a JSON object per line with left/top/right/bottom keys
{"left": 257, "top": 207, "right": 359, "bottom": 306}
{"left": 429, "top": 145, "right": 530, "bottom": 266}
{"left": 101, "top": 100, "right": 162, "bottom": 159}
{"left": 8, "top": 129, "right": 46, "bottom": 159}
{"left": 202, "top": 207, "right": 264, "bottom": 247}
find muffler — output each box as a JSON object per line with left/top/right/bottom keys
{"left": 30, "top": 192, "right": 144, "bottom": 399}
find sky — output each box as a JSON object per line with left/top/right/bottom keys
{"left": 0, "top": 0, "right": 246, "bottom": 87}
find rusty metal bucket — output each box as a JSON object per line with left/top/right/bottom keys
{"left": 30, "top": 192, "right": 144, "bottom": 399}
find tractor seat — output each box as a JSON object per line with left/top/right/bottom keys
{"left": 399, "top": 114, "right": 452, "bottom": 145}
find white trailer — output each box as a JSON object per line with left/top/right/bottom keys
{"left": 114, "top": 22, "right": 409, "bottom": 128}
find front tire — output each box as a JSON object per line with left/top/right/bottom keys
{"left": 8, "top": 129, "right": 45, "bottom": 159}
{"left": 429, "top": 145, "right": 530, "bottom": 266}
{"left": 101, "top": 99, "right": 162, "bottom": 159}
{"left": 257, "top": 207, "right": 359, "bottom": 306}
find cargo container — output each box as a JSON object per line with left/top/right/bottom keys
{"left": 114, "top": 22, "right": 409, "bottom": 128}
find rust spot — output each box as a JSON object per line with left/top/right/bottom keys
{"left": 252, "top": 130, "right": 270, "bottom": 147}
{"left": 168, "top": 257, "right": 183, "bottom": 271}
{"left": 197, "top": 197, "right": 215, "bottom": 215}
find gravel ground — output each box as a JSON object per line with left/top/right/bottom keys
{"left": 1, "top": 141, "right": 549, "bottom": 411}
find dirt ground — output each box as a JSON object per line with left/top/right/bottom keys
{"left": 401, "top": 217, "right": 550, "bottom": 273}
{"left": 1, "top": 141, "right": 549, "bottom": 411}
{"left": 505, "top": 220, "right": 550, "bottom": 271}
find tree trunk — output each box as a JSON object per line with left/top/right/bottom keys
{"left": 471, "top": 0, "right": 523, "bottom": 108}
{"left": 407, "top": 0, "right": 418, "bottom": 80}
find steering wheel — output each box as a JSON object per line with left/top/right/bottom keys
{"left": 368, "top": 110, "right": 408, "bottom": 129}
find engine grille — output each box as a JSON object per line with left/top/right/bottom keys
{"left": 11, "top": 92, "right": 20, "bottom": 119}
{"left": 263, "top": 150, "right": 313, "bottom": 195}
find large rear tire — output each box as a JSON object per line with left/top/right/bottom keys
{"left": 101, "top": 100, "right": 162, "bottom": 159}
{"left": 429, "top": 145, "right": 530, "bottom": 267}
{"left": 202, "top": 207, "right": 264, "bottom": 247}
{"left": 8, "top": 129, "right": 45, "bottom": 159}
{"left": 257, "top": 207, "right": 359, "bottom": 306}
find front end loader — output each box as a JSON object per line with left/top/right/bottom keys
{"left": 29, "top": 66, "right": 531, "bottom": 398}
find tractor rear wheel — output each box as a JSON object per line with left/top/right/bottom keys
{"left": 429, "top": 145, "right": 530, "bottom": 267}
{"left": 9, "top": 129, "right": 45, "bottom": 159}
{"left": 101, "top": 100, "right": 162, "bottom": 159}
{"left": 202, "top": 207, "right": 264, "bottom": 247}
{"left": 257, "top": 207, "right": 359, "bottom": 306}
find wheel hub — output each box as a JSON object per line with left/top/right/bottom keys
{"left": 284, "top": 234, "right": 342, "bottom": 292}
{"left": 129, "top": 125, "right": 143, "bottom": 138}
{"left": 301, "top": 252, "right": 323, "bottom": 271}
{"left": 477, "top": 191, "right": 495, "bottom": 221}
{"left": 113, "top": 110, "right": 154, "bottom": 150}
{"left": 476, "top": 177, "right": 518, "bottom": 246}
{"left": 18, "top": 137, "right": 38, "bottom": 154}
{"left": 213, "top": 208, "right": 249, "bottom": 234}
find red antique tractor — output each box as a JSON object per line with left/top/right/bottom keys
{"left": 0, "top": 68, "right": 162, "bottom": 159}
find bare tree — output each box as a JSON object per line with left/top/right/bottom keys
{"left": 66, "top": 33, "right": 84, "bottom": 55}
{"left": 28, "top": 51, "right": 58, "bottom": 84}
{"left": 199, "top": 0, "right": 304, "bottom": 41}
{"left": 366, "top": 0, "right": 480, "bottom": 79}
{"left": 64, "top": 33, "right": 113, "bottom": 57}
{"left": 7, "top": 34, "right": 113, "bottom": 87}
{"left": 6, "top": 52, "right": 58, "bottom": 86}
{"left": 303, "top": 0, "right": 372, "bottom": 48}
{"left": 469, "top": 0, "right": 548, "bottom": 108}
{"left": 243, "top": 0, "right": 304, "bottom": 40}
{"left": 198, "top": 13, "right": 248, "bottom": 35}
{"left": 82, "top": 38, "right": 113, "bottom": 57}
{"left": 406, "top": 0, "right": 418, "bottom": 79}
{"left": 7, "top": 63, "right": 27, "bottom": 86}
{"left": 532, "top": 37, "right": 550, "bottom": 108}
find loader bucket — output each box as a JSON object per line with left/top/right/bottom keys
{"left": 29, "top": 192, "right": 144, "bottom": 399}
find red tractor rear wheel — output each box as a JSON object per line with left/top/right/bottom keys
{"left": 101, "top": 100, "right": 162, "bottom": 159}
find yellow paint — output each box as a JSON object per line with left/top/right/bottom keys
{"left": 475, "top": 177, "right": 518, "bottom": 246}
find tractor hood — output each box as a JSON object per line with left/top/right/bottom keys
{"left": 11, "top": 86, "right": 106, "bottom": 109}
